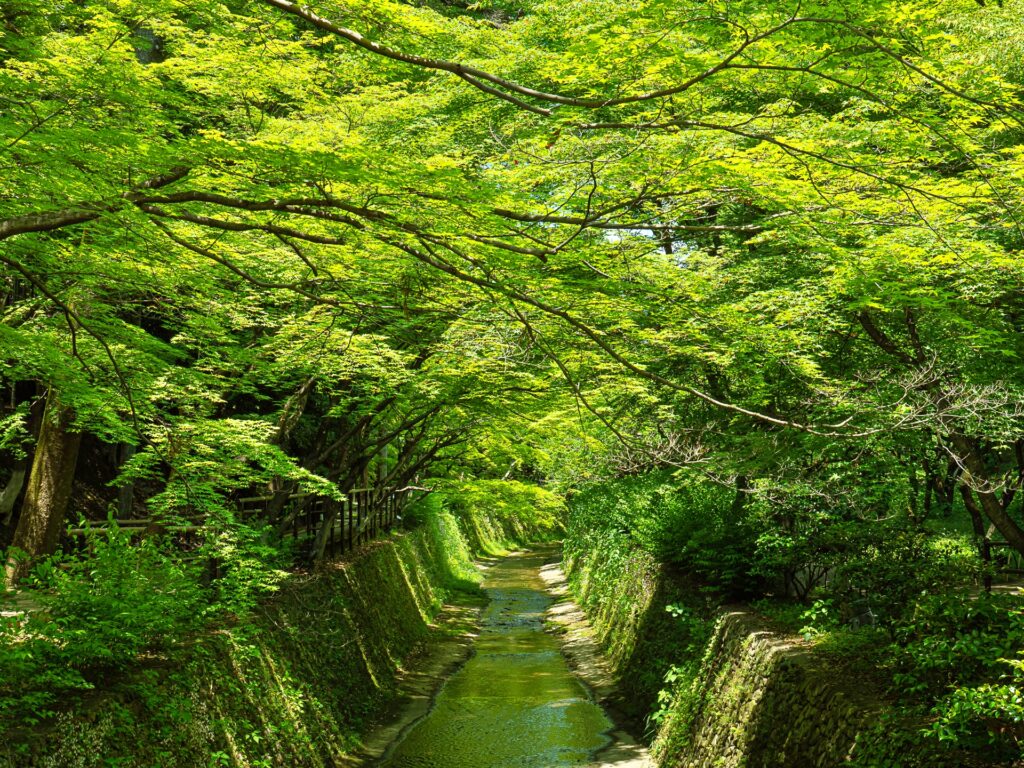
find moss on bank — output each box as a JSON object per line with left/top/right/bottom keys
{"left": 650, "top": 612, "right": 879, "bottom": 768}
{"left": 1, "top": 506, "right": 486, "bottom": 768}
{"left": 563, "top": 525, "right": 715, "bottom": 729}
{"left": 563, "top": 522, "right": 883, "bottom": 767}
{"left": 428, "top": 480, "right": 565, "bottom": 557}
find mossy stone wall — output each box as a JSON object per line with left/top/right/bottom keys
{"left": 563, "top": 533, "right": 688, "bottom": 724}
{"left": 565, "top": 536, "right": 879, "bottom": 767}
{"left": 2, "top": 511, "right": 475, "bottom": 768}
{"left": 653, "top": 612, "right": 877, "bottom": 768}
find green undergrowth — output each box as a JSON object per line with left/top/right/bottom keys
{"left": 426, "top": 479, "right": 565, "bottom": 556}
{"left": 793, "top": 591, "right": 1024, "bottom": 767}
{"left": 0, "top": 502, "right": 492, "bottom": 768}
{"left": 563, "top": 515, "right": 715, "bottom": 729}
{"left": 563, "top": 479, "right": 880, "bottom": 765}
{"left": 566, "top": 474, "right": 1022, "bottom": 767}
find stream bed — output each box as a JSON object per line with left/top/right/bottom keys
{"left": 377, "top": 551, "right": 617, "bottom": 768}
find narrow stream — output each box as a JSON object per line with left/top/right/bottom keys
{"left": 378, "top": 551, "right": 615, "bottom": 768}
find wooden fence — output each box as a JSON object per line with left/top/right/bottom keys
{"left": 238, "top": 486, "right": 414, "bottom": 561}
{"left": 989, "top": 541, "right": 1024, "bottom": 576}
{"left": 64, "top": 485, "right": 417, "bottom": 565}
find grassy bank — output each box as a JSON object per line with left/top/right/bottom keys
{"left": 563, "top": 473, "right": 1019, "bottom": 767}
{"left": 1, "top": 482, "right": 559, "bottom": 768}
{"left": 562, "top": 475, "right": 718, "bottom": 729}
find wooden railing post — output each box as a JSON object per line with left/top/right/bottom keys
{"left": 328, "top": 498, "right": 336, "bottom": 558}
{"left": 347, "top": 491, "right": 354, "bottom": 551}
{"left": 358, "top": 490, "right": 364, "bottom": 545}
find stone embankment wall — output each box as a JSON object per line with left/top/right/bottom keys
{"left": 563, "top": 535, "right": 696, "bottom": 725}
{"left": 652, "top": 611, "right": 875, "bottom": 768}
{"left": 2, "top": 510, "right": 481, "bottom": 768}
{"left": 564, "top": 535, "right": 879, "bottom": 768}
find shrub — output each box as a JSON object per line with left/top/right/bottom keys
{"left": 892, "top": 592, "right": 1024, "bottom": 701}
{"left": 931, "top": 655, "right": 1024, "bottom": 757}
{"left": 567, "top": 471, "right": 757, "bottom": 596}
{"left": 1, "top": 526, "right": 206, "bottom": 732}
{"left": 825, "top": 527, "right": 982, "bottom": 629}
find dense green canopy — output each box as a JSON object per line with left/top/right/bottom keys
{"left": 2, "top": 0, "right": 1024, "bottom": 759}
{"left": 4, "top": 0, "right": 1023, "bottom": 535}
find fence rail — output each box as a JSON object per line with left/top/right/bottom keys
{"left": 989, "top": 541, "right": 1024, "bottom": 575}
{"left": 62, "top": 485, "right": 418, "bottom": 565}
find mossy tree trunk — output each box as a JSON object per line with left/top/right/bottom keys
{"left": 4, "top": 390, "right": 81, "bottom": 588}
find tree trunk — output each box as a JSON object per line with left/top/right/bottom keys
{"left": 266, "top": 484, "right": 296, "bottom": 529}
{"left": 730, "top": 475, "right": 750, "bottom": 518}
{"left": 311, "top": 499, "right": 339, "bottom": 565}
{"left": 4, "top": 391, "right": 81, "bottom": 588}
{"left": 116, "top": 442, "right": 136, "bottom": 518}
{"left": 969, "top": 485, "right": 1024, "bottom": 558}
{"left": 959, "top": 485, "right": 993, "bottom": 592}
{"left": 950, "top": 434, "right": 1024, "bottom": 558}
{"left": 0, "top": 464, "right": 26, "bottom": 528}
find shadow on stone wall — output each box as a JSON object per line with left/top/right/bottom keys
{"left": 653, "top": 612, "right": 878, "bottom": 768}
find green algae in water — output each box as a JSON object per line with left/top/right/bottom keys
{"left": 379, "top": 554, "right": 612, "bottom": 768}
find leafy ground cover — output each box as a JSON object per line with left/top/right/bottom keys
{"left": 0, "top": 484, "right": 553, "bottom": 766}
{"left": 565, "top": 473, "right": 1023, "bottom": 766}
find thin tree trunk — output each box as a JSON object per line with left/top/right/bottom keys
{"left": 960, "top": 485, "right": 993, "bottom": 592}
{"left": 951, "top": 434, "right": 1024, "bottom": 557}
{"left": 4, "top": 391, "right": 81, "bottom": 588}
{"left": 116, "top": 442, "right": 136, "bottom": 518}
{"left": 731, "top": 475, "right": 750, "bottom": 518}
{"left": 0, "top": 464, "right": 26, "bottom": 527}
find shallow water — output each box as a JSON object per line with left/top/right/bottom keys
{"left": 377, "top": 551, "right": 613, "bottom": 768}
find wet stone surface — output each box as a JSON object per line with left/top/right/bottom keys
{"left": 377, "top": 552, "right": 614, "bottom": 768}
